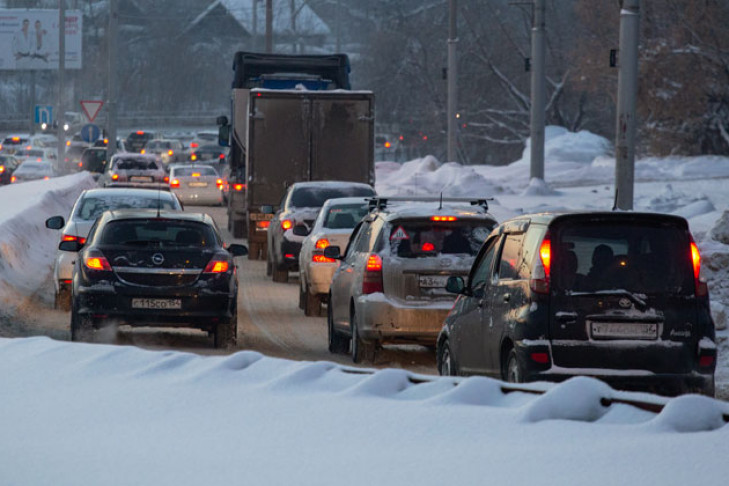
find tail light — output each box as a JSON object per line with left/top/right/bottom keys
{"left": 77, "top": 161, "right": 82, "bottom": 167}
{"left": 690, "top": 237, "right": 708, "bottom": 297}
{"left": 191, "top": 154, "right": 197, "bottom": 161}
{"left": 530, "top": 232, "right": 551, "bottom": 295}
{"left": 163, "top": 176, "right": 169, "bottom": 183}
{"left": 315, "top": 239, "right": 329, "bottom": 249}
{"left": 43, "top": 176, "right": 50, "bottom": 180}
{"left": 281, "top": 219, "right": 293, "bottom": 230}
{"left": 168, "top": 150, "right": 174, "bottom": 156}
{"left": 0, "top": 166, "right": 4, "bottom": 173}
{"left": 312, "top": 254, "right": 336, "bottom": 263}
{"left": 140, "top": 149, "right": 146, "bottom": 154}
{"left": 530, "top": 352, "right": 550, "bottom": 364}
{"left": 256, "top": 221, "right": 270, "bottom": 229}
{"left": 10, "top": 176, "right": 16, "bottom": 183}
{"left": 362, "top": 254, "right": 384, "bottom": 294}
{"left": 190, "top": 142, "right": 199, "bottom": 149}
{"left": 204, "top": 259, "right": 230, "bottom": 273}
{"left": 84, "top": 251, "right": 111, "bottom": 272}
{"left": 62, "top": 234, "right": 86, "bottom": 245}
{"left": 233, "top": 183, "right": 245, "bottom": 191}
{"left": 431, "top": 216, "right": 457, "bottom": 222}
{"left": 136, "top": 131, "right": 144, "bottom": 135}
{"left": 216, "top": 179, "right": 223, "bottom": 188}
{"left": 170, "top": 179, "right": 180, "bottom": 188}
{"left": 111, "top": 173, "right": 119, "bottom": 180}
{"left": 421, "top": 242, "right": 435, "bottom": 252}
{"left": 219, "top": 153, "right": 225, "bottom": 159}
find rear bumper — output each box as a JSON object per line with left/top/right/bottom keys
{"left": 356, "top": 295, "right": 453, "bottom": 345}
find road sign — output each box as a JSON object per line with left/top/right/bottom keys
{"left": 34, "top": 105, "right": 53, "bottom": 124}
{"left": 80, "top": 124, "right": 101, "bottom": 143}
{"left": 80, "top": 100, "right": 104, "bottom": 122}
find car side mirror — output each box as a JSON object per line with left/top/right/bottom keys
{"left": 59, "top": 240, "right": 82, "bottom": 252}
{"left": 260, "top": 205, "right": 275, "bottom": 215}
{"left": 292, "top": 224, "right": 309, "bottom": 237}
{"left": 227, "top": 244, "right": 248, "bottom": 257}
{"left": 323, "top": 246, "right": 341, "bottom": 260}
{"left": 445, "top": 276, "right": 465, "bottom": 294}
{"left": 45, "top": 215, "right": 65, "bottom": 230}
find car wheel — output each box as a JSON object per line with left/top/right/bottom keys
{"left": 505, "top": 349, "right": 524, "bottom": 383}
{"left": 304, "top": 287, "right": 321, "bottom": 317}
{"left": 327, "top": 299, "right": 349, "bottom": 354}
{"left": 214, "top": 303, "right": 238, "bottom": 350}
{"left": 437, "top": 339, "right": 458, "bottom": 376}
{"left": 55, "top": 286, "right": 72, "bottom": 312}
{"left": 351, "top": 309, "right": 375, "bottom": 364}
{"left": 70, "top": 306, "right": 94, "bottom": 342}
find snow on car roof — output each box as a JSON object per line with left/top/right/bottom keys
{"left": 291, "top": 180, "right": 374, "bottom": 189}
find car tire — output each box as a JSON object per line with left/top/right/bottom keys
{"left": 70, "top": 306, "right": 94, "bottom": 342}
{"left": 437, "top": 339, "right": 458, "bottom": 376}
{"left": 304, "top": 287, "right": 321, "bottom": 317}
{"left": 505, "top": 349, "right": 524, "bottom": 383}
{"left": 214, "top": 303, "right": 238, "bottom": 350}
{"left": 55, "top": 287, "right": 72, "bottom": 312}
{"left": 327, "top": 299, "right": 349, "bottom": 354}
{"left": 351, "top": 309, "right": 375, "bottom": 364}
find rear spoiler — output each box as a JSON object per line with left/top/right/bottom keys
{"left": 368, "top": 196, "right": 493, "bottom": 212}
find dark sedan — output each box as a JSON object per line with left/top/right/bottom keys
{"left": 62, "top": 210, "right": 248, "bottom": 348}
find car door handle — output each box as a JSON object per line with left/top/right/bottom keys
{"left": 502, "top": 293, "right": 510, "bottom": 302}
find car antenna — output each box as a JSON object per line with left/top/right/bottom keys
{"left": 439, "top": 192, "right": 443, "bottom": 210}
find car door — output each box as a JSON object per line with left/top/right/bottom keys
{"left": 330, "top": 221, "right": 368, "bottom": 330}
{"left": 451, "top": 236, "right": 499, "bottom": 375}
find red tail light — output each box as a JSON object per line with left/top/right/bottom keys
{"left": 530, "top": 352, "right": 550, "bottom": 364}
{"left": 0, "top": 166, "right": 5, "bottom": 173}
{"left": 431, "top": 216, "right": 457, "bottom": 222}
{"left": 281, "top": 219, "right": 293, "bottom": 230}
{"left": 312, "top": 254, "right": 336, "bottom": 263}
{"left": 204, "top": 260, "right": 229, "bottom": 273}
{"left": 421, "top": 242, "right": 435, "bottom": 252}
{"left": 219, "top": 153, "right": 225, "bottom": 159}
{"left": 168, "top": 150, "right": 174, "bottom": 156}
{"left": 62, "top": 235, "right": 87, "bottom": 245}
{"left": 111, "top": 173, "right": 119, "bottom": 180}
{"left": 170, "top": 179, "right": 180, "bottom": 188}
{"left": 315, "top": 238, "right": 330, "bottom": 249}
{"left": 216, "top": 178, "right": 223, "bottom": 188}
{"left": 362, "top": 254, "right": 384, "bottom": 294}
{"left": 10, "top": 176, "right": 16, "bottom": 183}
{"left": 233, "top": 183, "right": 245, "bottom": 191}
{"left": 140, "top": 149, "right": 146, "bottom": 154}
{"left": 43, "top": 176, "right": 50, "bottom": 180}
{"left": 163, "top": 176, "right": 169, "bottom": 183}
{"left": 530, "top": 233, "right": 551, "bottom": 294}
{"left": 699, "top": 355, "right": 714, "bottom": 368}
{"left": 190, "top": 142, "right": 199, "bottom": 148}
{"left": 191, "top": 154, "right": 198, "bottom": 161}
{"left": 256, "top": 221, "right": 270, "bottom": 229}
{"left": 690, "top": 238, "right": 708, "bottom": 297}
{"left": 84, "top": 254, "right": 111, "bottom": 271}
{"left": 136, "top": 131, "right": 144, "bottom": 135}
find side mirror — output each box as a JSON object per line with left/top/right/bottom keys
{"left": 227, "top": 244, "right": 249, "bottom": 257}
{"left": 323, "top": 246, "right": 342, "bottom": 260}
{"left": 59, "top": 240, "right": 82, "bottom": 252}
{"left": 218, "top": 125, "right": 230, "bottom": 148}
{"left": 292, "top": 224, "right": 309, "bottom": 237}
{"left": 260, "top": 205, "right": 275, "bottom": 215}
{"left": 45, "top": 215, "right": 65, "bottom": 230}
{"left": 445, "top": 276, "right": 465, "bottom": 294}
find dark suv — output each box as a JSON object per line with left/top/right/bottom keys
{"left": 437, "top": 211, "right": 716, "bottom": 397}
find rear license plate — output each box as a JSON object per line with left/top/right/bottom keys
{"left": 131, "top": 298, "right": 182, "bottom": 310}
{"left": 419, "top": 275, "right": 449, "bottom": 288}
{"left": 590, "top": 322, "right": 657, "bottom": 340}
{"left": 188, "top": 181, "right": 208, "bottom": 187}
{"left": 130, "top": 176, "right": 153, "bottom": 182}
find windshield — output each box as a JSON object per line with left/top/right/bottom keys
{"left": 388, "top": 219, "right": 495, "bottom": 257}
{"left": 290, "top": 186, "right": 374, "bottom": 208}
{"left": 555, "top": 222, "right": 693, "bottom": 294}
{"left": 323, "top": 203, "right": 369, "bottom": 229}
{"left": 100, "top": 220, "right": 216, "bottom": 248}
{"left": 76, "top": 195, "right": 179, "bottom": 221}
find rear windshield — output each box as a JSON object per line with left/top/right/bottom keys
{"left": 76, "top": 195, "right": 179, "bottom": 220}
{"left": 173, "top": 166, "right": 217, "bottom": 177}
{"left": 18, "top": 162, "right": 50, "bottom": 172}
{"left": 323, "top": 204, "right": 369, "bottom": 229}
{"left": 555, "top": 221, "right": 693, "bottom": 294}
{"left": 388, "top": 219, "right": 495, "bottom": 257}
{"left": 290, "top": 186, "right": 375, "bottom": 208}
{"left": 114, "top": 158, "right": 159, "bottom": 171}
{"left": 100, "top": 220, "right": 216, "bottom": 248}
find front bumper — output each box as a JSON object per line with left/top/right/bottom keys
{"left": 355, "top": 294, "right": 453, "bottom": 345}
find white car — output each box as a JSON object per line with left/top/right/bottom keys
{"left": 142, "top": 139, "right": 185, "bottom": 165}
{"left": 44, "top": 188, "right": 184, "bottom": 310}
{"left": 13, "top": 147, "right": 57, "bottom": 162}
{"left": 168, "top": 164, "right": 224, "bottom": 206}
{"left": 298, "top": 197, "right": 371, "bottom": 316}
{"left": 11, "top": 160, "right": 56, "bottom": 182}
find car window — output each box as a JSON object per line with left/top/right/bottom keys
{"left": 114, "top": 158, "right": 159, "bottom": 171}
{"left": 290, "top": 186, "right": 375, "bottom": 208}
{"left": 387, "top": 219, "right": 495, "bottom": 258}
{"left": 470, "top": 236, "right": 498, "bottom": 291}
{"left": 497, "top": 234, "right": 525, "bottom": 280}
{"left": 323, "top": 204, "right": 369, "bottom": 229}
{"left": 343, "top": 222, "right": 367, "bottom": 262}
{"left": 100, "top": 220, "right": 216, "bottom": 247}
{"left": 76, "top": 195, "right": 179, "bottom": 220}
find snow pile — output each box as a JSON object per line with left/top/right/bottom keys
{"left": 1, "top": 336, "right": 728, "bottom": 486}
{"left": 701, "top": 212, "right": 729, "bottom": 331}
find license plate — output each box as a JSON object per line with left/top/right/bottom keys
{"left": 590, "top": 322, "right": 657, "bottom": 340}
{"left": 250, "top": 213, "right": 274, "bottom": 221}
{"left": 130, "top": 176, "right": 153, "bottom": 182}
{"left": 131, "top": 298, "right": 182, "bottom": 310}
{"left": 419, "top": 275, "right": 449, "bottom": 288}
{"left": 188, "top": 181, "right": 208, "bottom": 187}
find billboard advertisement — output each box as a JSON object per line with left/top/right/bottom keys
{"left": 0, "top": 9, "right": 82, "bottom": 70}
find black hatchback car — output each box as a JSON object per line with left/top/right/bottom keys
{"left": 437, "top": 211, "right": 716, "bottom": 396}
{"left": 61, "top": 210, "right": 248, "bottom": 348}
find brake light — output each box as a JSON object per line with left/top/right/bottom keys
{"left": 204, "top": 260, "right": 229, "bottom": 273}
{"left": 313, "top": 254, "right": 336, "bottom": 263}
{"left": 136, "top": 131, "right": 144, "bottom": 135}
{"left": 170, "top": 179, "right": 180, "bottom": 188}
{"left": 85, "top": 255, "right": 111, "bottom": 271}
{"left": 168, "top": 150, "right": 174, "bottom": 156}
{"left": 216, "top": 178, "right": 223, "bottom": 188}
{"left": 219, "top": 153, "right": 225, "bottom": 159}
{"left": 530, "top": 233, "right": 551, "bottom": 295}
{"left": 190, "top": 142, "right": 198, "bottom": 148}
{"left": 233, "top": 183, "right": 245, "bottom": 191}
{"left": 281, "top": 219, "right": 293, "bottom": 230}
{"left": 530, "top": 352, "right": 550, "bottom": 364}
{"left": 315, "top": 239, "right": 330, "bottom": 249}
{"left": 140, "top": 149, "right": 146, "bottom": 154}
{"left": 111, "top": 173, "right": 118, "bottom": 180}
{"left": 10, "top": 176, "right": 16, "bottom": 183}
{"left": 11, "top": 137, "right": 19, "bottom": 142}
{"left": 690, "top": 238, "right": 708, "bottom": 297}
{"left": 362, "top": 254, "right": 384, "bottom": 294}
{"left": 191, "top": 154, "right": 197, "bottom": 161}
{"left": 66, "top": 140, "right": 71, "bottom": 146}
{"left": 192, "top": 172, "right": 201, "bottom": 177}
{"left": 163, "top": 176, "right": 169, "bottom": 183}
{"left": 431, "top": 216, "right": 457, "bottom": 222}
{"left": 421, "top": 242, "right": 435, "bottom": 252}
{"left": 699, "top": 355, "right": 714, "bottom": 367}
{"left": 43, "top": 176, "right": 49, "bottom": 180}
{"left": 256, "top": 221, "right": 271, "bottom": 229}
{"left": 0, "top": 166, "right": 4, "bottom": 173}
{"left": 384, "top": 141, "right": 391, "bottom": 148}
{"left": 62, "top": 235, "right": 87, "bottom": 245}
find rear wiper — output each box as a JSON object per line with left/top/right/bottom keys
{"left": 569, "top": 289, "right": 647, "bottom": 311}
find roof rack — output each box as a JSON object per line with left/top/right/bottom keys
{"left": 367, "top": 196, "right": 493, "bottom": 212}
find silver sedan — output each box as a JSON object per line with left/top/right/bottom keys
{"left": 169, "top": 164, "right": 224, "bottom": 206}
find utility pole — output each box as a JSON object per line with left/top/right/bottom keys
{"left": 265, "top": 0, "right": 273, "bottom": 53}
{"left": 252, "top": 0, "right": 258, "bottom": 51}
{"left": 614, "top": 0, "right": 640, "bottom": 210}
{"left": 447, "top": 0, "right": 458, "bottom": 163}
{"left": 29, "top": 71, "right": 36, "bottom": 135}
{"left": 529, "top": 0, "right": 546, "bottom": 181}
{"left": 56, "top": 0, "right": 66, "bottom": 174}
{"left": 335, "top": 0, "right": 341, "bottom": 52}
{"left": 107, "top": 0, "right": 118, "bottom": 160}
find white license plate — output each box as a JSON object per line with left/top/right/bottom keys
{"left": 590, "top": 322, "right": 657, "bottom": 340}
{"left": 188, "top": 181, "right": 208, "bottom": 187}
{"left": 131, "top": 298, "right": 182, "bottom": 310}
{"left": 130, "top": 176, "right": 153, "bottom": 182}
{"left": 419, "top": 275, "right": 449, "bottom": 288}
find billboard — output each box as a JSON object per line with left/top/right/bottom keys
{"left": 0, "top": 9, "right": 82, "bottom": 70}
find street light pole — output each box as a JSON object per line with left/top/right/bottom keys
{"left": 447, "top": 0, "right": 458, "bottom": 163}
{"left": 107, "top": 0, "right": 118, "bottom": 160}
{"left": 56, "top": 0, "right": 66, "bottom": 174}
{"left": 614, "top": 0, "right": 640, "bottom": 210}
{"left": 265, "top": 0, "right": 273, "bottom": 53}
{"left": 529, "top": 0, "right": 546, "bottom": 181}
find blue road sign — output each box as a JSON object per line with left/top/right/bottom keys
{"left": 35, "top": 105, "right": 53, "bottom": 124}
{"left": 80, "top": 124, "right": 101, "bottom": 143}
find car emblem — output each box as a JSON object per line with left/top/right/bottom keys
{"left": 151, "top": 253, "right": 165, "bottom": 265}
{"left": 618, "top": 297, "right": 632, "bottom": 309}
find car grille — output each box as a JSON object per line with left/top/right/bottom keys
{"left": 114, "top": 267, "right": 200, "bottom": 287}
